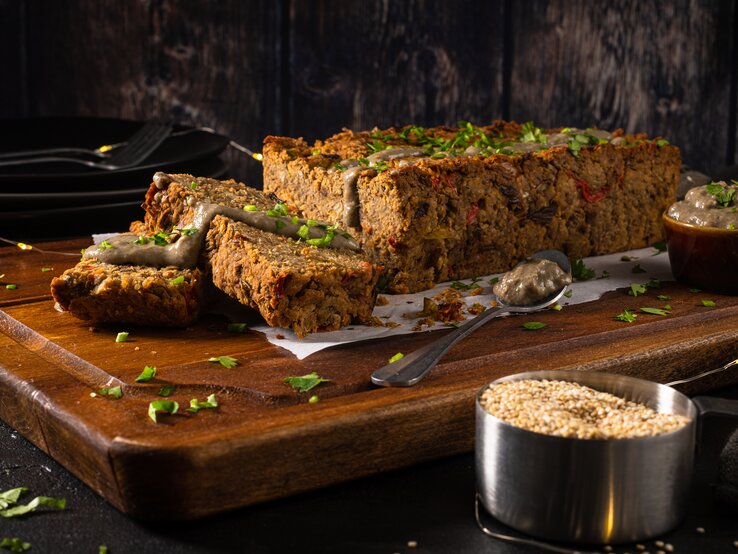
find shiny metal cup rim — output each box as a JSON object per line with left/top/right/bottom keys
{"left": 476, "top": 369, "right": 698, "bottom": 442}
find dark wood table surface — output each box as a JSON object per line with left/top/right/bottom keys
{"left": 1, "top": 391, "right": 737, "bottom": 554}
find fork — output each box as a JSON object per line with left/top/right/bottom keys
{"left": 0, "top": 121, "right": 172, "bottom": 170}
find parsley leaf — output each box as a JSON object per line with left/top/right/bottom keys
{"left": 283, "top": 372, "right": 331, "bottom": 393}
{"left": 571, "top": 258, "right": 596, "bottom": 280}
{"left": 628, "top": 283, "right": 648, "bottom": 297}
{"left": 158, "top": 385, "right": 175, "bottom": 397}
{"left": 0, "top": 537, "right": 31, "bottom": 552}
{"left": 706, "top": 182, "right": 737, "bottom": 208}
{"left": 701, "top": 299, "right": 716, "bottom": 307}
{"left": 115, "top": 332, "right": 129, "bottom": 343}
{"left": 615, "top": 308, "right": 637, "bottom": 323}
{"left": 0, "top": 490, "right": 66, "bottom": 518}
{"left": 640, "top": 307, "right": 669, "bottom": 316}
{"left": 208, "top": 356, "right": 238, "bottom": 368}
{"left": 522, "top": 321, "right": 546, "bottom": 330}
{"left": 134, "top": 365, "right": 157, "bottom": 383}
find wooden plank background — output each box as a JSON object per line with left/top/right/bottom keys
{"left": 0, "top": 0, "right": 736, "bottom": 185}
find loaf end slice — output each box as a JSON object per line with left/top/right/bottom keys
{"left": 51, "top": 260, "right": 203, "bottom": 326}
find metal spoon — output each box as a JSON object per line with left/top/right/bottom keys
{"left": 371, "top": 250, "right": 572, "bottom": 387}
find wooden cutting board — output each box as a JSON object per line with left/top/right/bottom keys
{"left": 1, "top": 239, "right": 737, "bottom": 521}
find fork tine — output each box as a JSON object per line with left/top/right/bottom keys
{"left": 106, "top": 122, "right": 172, "bottom": 168}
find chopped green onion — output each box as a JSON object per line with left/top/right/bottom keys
{"left": 701, "top": 299, "right": 716, "bottom": 307}
{"left": 187, "top": 394, "right": 218, "bottom": 413}
{"left": 115, "top": 332, "right": 129, "bottom": 343}
{"left": 522, "top": 321, "right": 546, "bottom": 330}
{"left": 148, "top": 400, "right": 179, "bottom": 423}
{"left": 95, "top": 386, "right": 123, "bottom": 399}
{"left": 388, "top": 352, "right": 405, "bottom": 363}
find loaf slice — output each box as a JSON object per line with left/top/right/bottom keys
{"left": 135, "top": 173, "right": 382, "bottom": 337}
{"left": 205, "top": 215, "right": 380, "bottom": 338}
{"left": 262, "top": 121, "right": 681, "bottom": 292}
{"left": 51, "top": 260, "right": 203, "bottom": 326}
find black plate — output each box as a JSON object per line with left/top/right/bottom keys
{"left": 0, "top": 158, "right": 230, "bottom": 241}
{"left": 0, "top": 117, "right": 230, "bottom": 192}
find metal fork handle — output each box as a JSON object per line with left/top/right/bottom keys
{"left": 0, "top": 147, "right": 111, "bottom": 161}
{"left": 371, "top": 306, "right": 507, "bottom": 387}
{"left": 0, "top": 156, "right": 118, "bottom": 169}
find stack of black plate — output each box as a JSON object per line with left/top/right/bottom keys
{"left": 0, "top": 118, "right": 231, "bottom": 241}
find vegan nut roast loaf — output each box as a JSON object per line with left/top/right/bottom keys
{"left": 51, "top": 173, "right": 382, "bottom": 337}
{"left": 52, "top": 120, "right": 680, "bottom": 335}
{"left": 263, "top": 120, "right": 681, "bottom": 293}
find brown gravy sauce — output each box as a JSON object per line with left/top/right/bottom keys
{"left": 667, "top": 182, "right": 738, "bottom": 229}
{"left": 492, "top": 258, "right": 572, "bottom": 306}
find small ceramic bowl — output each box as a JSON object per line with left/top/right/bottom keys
{"left": 662, "top": 213, "right": 738, "bottom": 294}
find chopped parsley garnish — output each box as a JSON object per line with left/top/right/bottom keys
{"left": 98, "top": 240, "right": 112, "bottom": 250}
{"left": 564, "top": 131, "right": 601, "bottom": 157}
{"left": 190, "top": 181, "right": 198, "bottom": 190}
{"left": 489, "top": 277, "right": 500, "bottom": 285}
{"left": 95, "top": 386, "right": 123, "bottom": 399}
{"left": 631, "top": 264, "right": 646, "bottom": 274}
{"left": 134, "top": 365, "right": 157, "bottom": 383}
{"left": 187, "top": 394, "right": 218, "bottom": 413}
{"left": 175, "top": 227, "right": 198, "bottom": 236}
{"left": 656, "top": 295, "right": 672, "bottom": 301}
{"left": 334, "top": 162, "right": 346, "bottom": 171}
{"left": 0, "top": 537, "right": 30, "bottom": 552}
{"left": 208, "top": 356, "right": 238, "bottom": 368}
{"left": 450, "top": 278, "right": 481, "bottom": 291}
{"left": 170, "top": 275, "right": 185, "bottom": 285}
{"left": 564, "top": 290, "right": 573, "bottom": 298}
{"left": 148, "top": 400, "right": 178, "bottom": 423}
{"left": 158, "top": 385, "right": 175, "bottom": 397}
{"left": 41, "top": 267, "right": 52, "bottom": 272}
{"left": 652, "top": 241, "right": 667, "bottom": 253}
{"left": 550, "top": 303, "right": 563, "bottom": 311}
{"left": 5, "top": 284, "right": 16, "bottom": 290}
{"left": 640, "top": 307, "right": 669, "bottom": 316}
{"left": 266, "top": 203, "right": 290, "bottom": 217}
{"left": 689, "top": 288, "right": 702, "bottom": 293}
{"left": 133, "top": 236, "right": 149, "bottom": 245}
{"left": 243, "top": 204, "right": 258, "bottom": 212}
{"left": 701, "top": 299, "right": 716, "bottom": 307}
{"left": 520, "top": 121, "right": 547, "bottom": 144}
{"left": 522, "top": 321, "right": 546, "bottom": 330}
{"left": 655, "top": 139, "right": 670, "bottom": 147}
{"left": 706, "top": 181, "right": 737, "bottom": 208}
{"left": 615, "top": 308, "right": 637, "bottom": 323}
{"left": 115, "top": 332, "right": 129, "bottom": 343}
{"left": 99, "top": 546, "right": 108, "bottom": 554}
{"left": 0, "top": 487, "right": 66, "bottom": 518}
{"left": 305, "top": 227, "right": 336, "bottom": 248}
{"left": 628, "top": 283, "right": 648, "bottom": 297}
{"left": 274, "top": 220, "right": 286, "bottom": 231}
{"left": 620, "top": 255, "right": 637, "bottom": 262}
{"left": 571, "top": 258, "right": 596, "bottom": 280}
{"left": 283, "top": 372, "right": 331, "bottom": 393}
{"left": 309, "top": 395, "right": 320, "bottom": 404}
{"left": 388, "top": 352, "right": 405, "bottom": 363}
{"left": 227, "top": 323, "right": 248, "bottom": 333}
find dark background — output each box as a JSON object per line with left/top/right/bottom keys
{"left": 1, "top": 0, "right": 736, "bottom": 187}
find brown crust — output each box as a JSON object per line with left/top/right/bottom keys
{"left": 262, "top": 122, "right": 680, "bottom": 293}
{"left": 50, "top": 261, "right": 203, "bottom": 326}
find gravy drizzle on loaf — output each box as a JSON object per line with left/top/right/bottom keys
{"left": 85, "top": 174, "right": 360, "bottom": 268}
{"left": 329, "top": 127, "right": 620, "bottom": 230}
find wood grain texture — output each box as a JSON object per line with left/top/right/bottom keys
{"left": 288, "top": 0, "right": 506, "bottom": 139}
{"left": 20, "top": 0, "right": 281, "bottom": 186}
{"left": 0, "top": 0, "right": 26, "bottom": 117}
{"left": 1, "top": 240, "right": 738, "bottom": 519}
{"left": 509, "top": 0, "right": 735, "bottom": 175}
